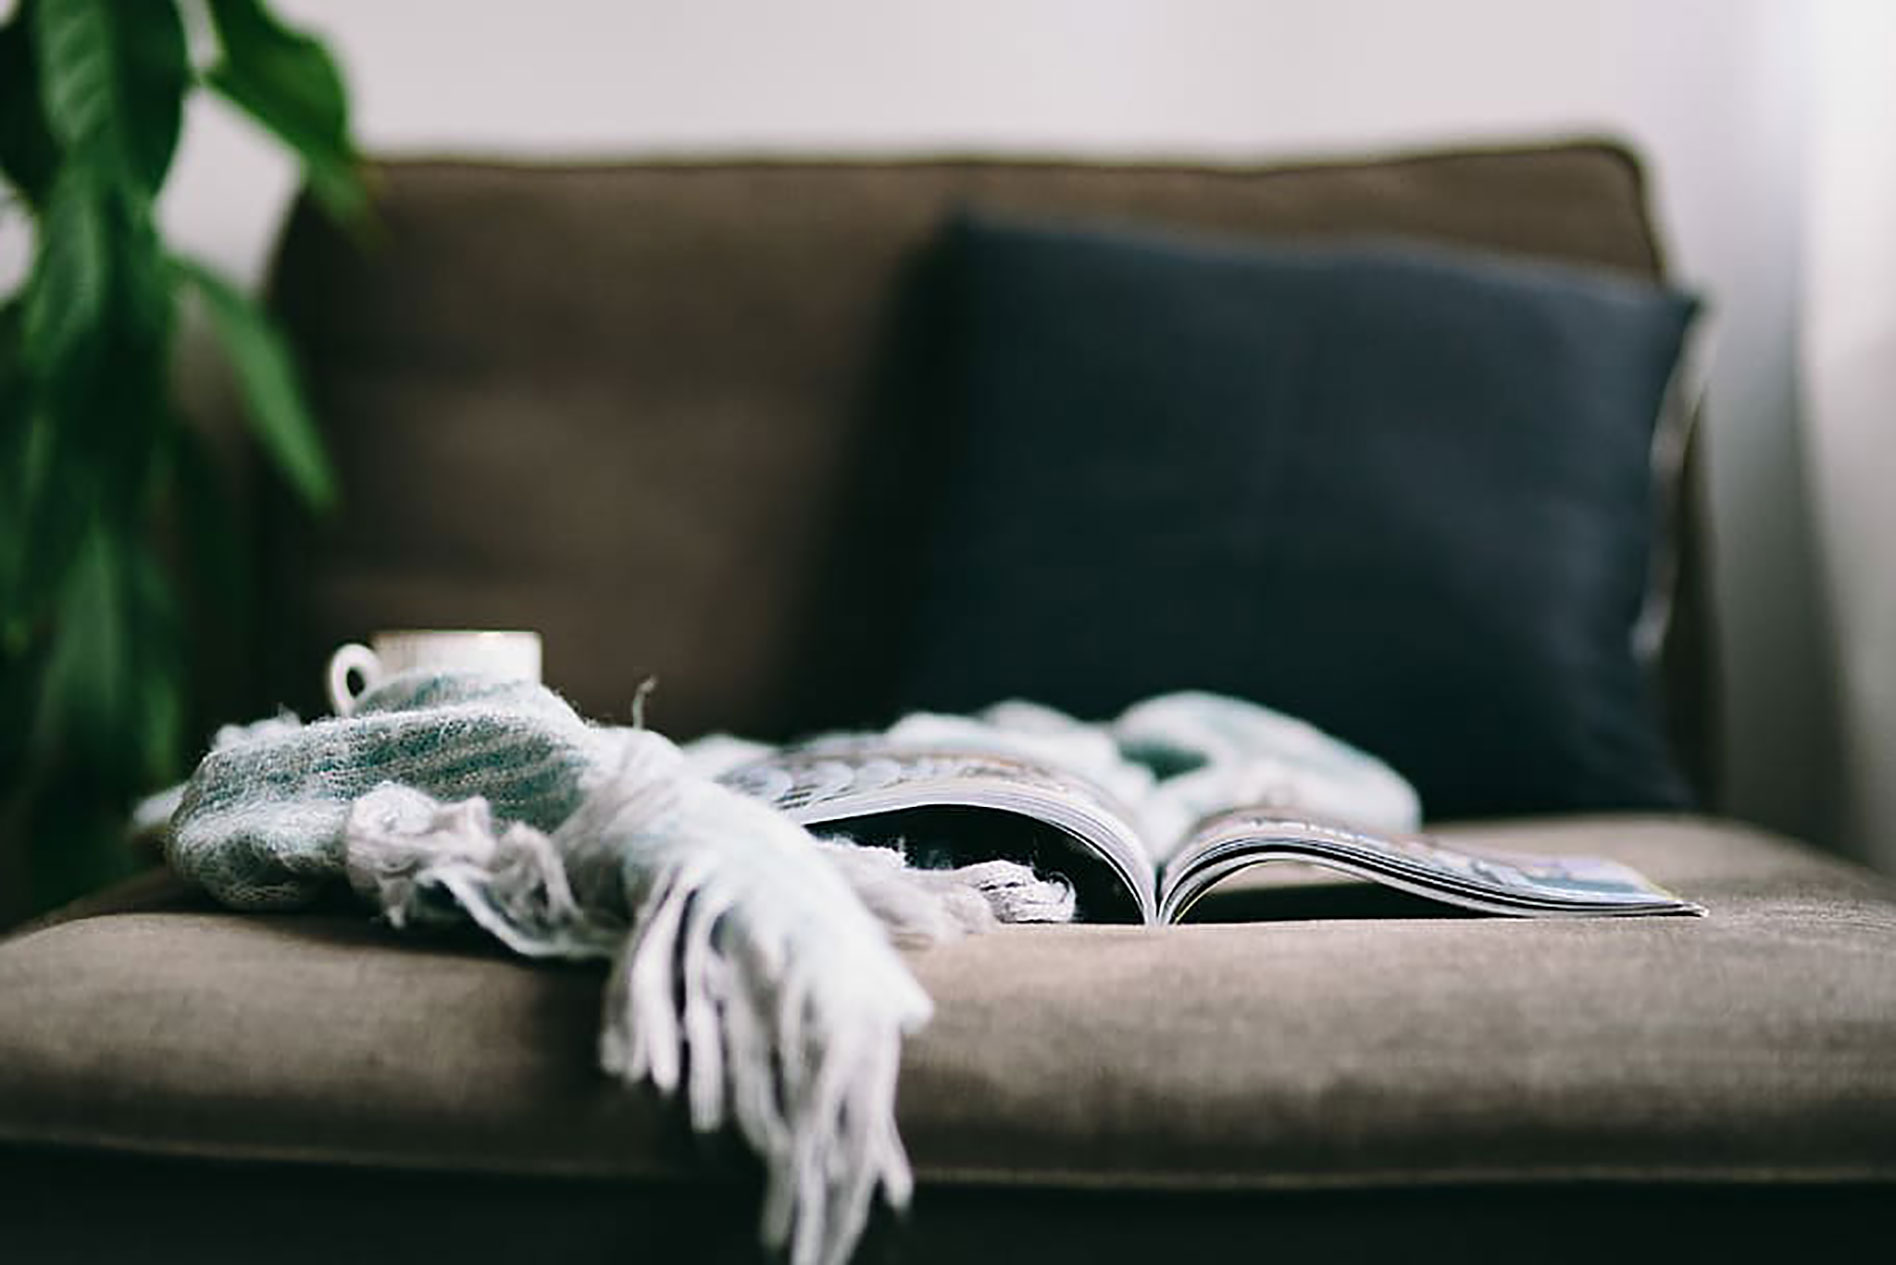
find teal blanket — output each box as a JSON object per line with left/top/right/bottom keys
{"left": 164, "top": 672, "right": 1420, "bottom": 1265}
{"left": 169, "top": 671, "right": 938, "bottom": 1265}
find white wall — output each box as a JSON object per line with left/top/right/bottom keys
{"left": 8, "top": 0, "right": 1876, "bottom": 857}
{"left": 1805, "top": 0, "right": 1896, "bottom": 868}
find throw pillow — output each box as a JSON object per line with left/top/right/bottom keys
{"left": 896, "top": 213, "right": 1699, "bottom": 819}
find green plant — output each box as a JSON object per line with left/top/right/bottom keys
{"left": 0, "top": 0, "right": 364, "bottom": 916}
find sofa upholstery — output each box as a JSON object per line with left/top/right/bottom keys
{"left": 6, "top": 817, "right": 1895, "bottom": 1186}
{"left": 1, "top": 141, "right": 1886, "bottom": 1261}
{"left": 4, "top": 817, "right": 1893, "bottom": 1260}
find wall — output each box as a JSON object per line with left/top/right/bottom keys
{"left": 6, "top": 0, "right": 1870, "bottom": 858}
{"left": 1804, "top": 0, "right": 1896, "bottom": 869}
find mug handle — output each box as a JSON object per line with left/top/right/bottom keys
{"left": 326, "top": 643, "right": 382, "bottom": 717}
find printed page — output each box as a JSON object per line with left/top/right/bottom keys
{"left": 719, "top": 745, "right": 1159, "bottom": 923}
{"left": 1158, "top": 811, "right": 1705, "bottom": 923}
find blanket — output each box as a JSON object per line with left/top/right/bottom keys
{"left": 162, "top": 674, "right": 1418, "bottom": 1265}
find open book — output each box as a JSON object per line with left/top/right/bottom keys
{"left": 718, "top": 745, "right": 1705, "bottom": 924}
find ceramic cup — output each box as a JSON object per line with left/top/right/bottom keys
{"left": 326, "top": 629, "right": 543, "bottom": 717}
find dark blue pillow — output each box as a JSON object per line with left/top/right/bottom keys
{"left": 898, "top": 214, "right": 1699, "bottom": 819}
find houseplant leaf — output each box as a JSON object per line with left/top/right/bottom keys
{"left": 3, "top": 0, "right": 360, "bottom": 920}
{"left": 30, "top": 0, "right": 188, "bottom": 195}
{"left": 32, "top": 518, "right": 130, "bottom": 758}
{"left": 204, "top": 0, "right": 365, "bottom": 224}
{"left": 175, "top": 256, "right": 336, "bottom": 509}
{"left": 20, "top": 166, "right": 111, "bottom": 384}
{"left": 23, "top": 517, "right": 150, "bottom": 909}
{"left": 0, "top": 1, "right": 57, "bottom": 207}
{"left": 16, "top": 182, "right": 177, "bottom": 581}
{"left": 0, "top": 299, "right": 29, "bottom": 648}
{"left": 127, "top": 534, "right": 185, "bottom": 784}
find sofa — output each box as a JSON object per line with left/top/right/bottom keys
{"left": 3, "top": 139, "right": 1893, "bottom": 1262}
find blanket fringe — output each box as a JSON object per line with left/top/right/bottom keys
{"left": 343, "top": 731, "right": 1069, "bottom": 1265}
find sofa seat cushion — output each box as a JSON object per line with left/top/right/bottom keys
{"left": 2, "top": 817, "right": 1893, "bottom": 1189}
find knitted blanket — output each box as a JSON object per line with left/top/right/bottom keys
{"left": 166, "top": 672, "right": 1070, "bottom": 1265}
{"left": 162, "top": 674, "right": 1419, "bottom": 1265}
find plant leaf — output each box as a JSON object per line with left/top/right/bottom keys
{"left": 11, "top": 185, "right": 178, "bottom": 644}
{"left": 0, "top": 1, "right": 58, "bottom": 207}
{"left": 32, "top": 517, "right": 130, "bottom": 759}
{"left": 20, "top": 165, "right": 110, "bottom": 384}
{"left": 18, "top": 171, "right": 174, "bottom": 497}
{"left": 0, "top": 299, "right": 30, "bottom": 648}
{"left": 31, "top": 0, "right": 188, "bottom": 195}
{"left": 3, "top": 386, "right": 88, "bottom": 658}
{"left": 174, "top": 256, "right": 336, "bottom": 509}
{"left": 112, "top": 198, "right": 175, "bottom": 356}
{"left": 126, "top": 536, "right": 185, "bottom": 784}
{"left": 31, "top": 517, "right": 185, "bottom": 783}
{"left": 204, "top": 0, "right": 365, "bottom": 224}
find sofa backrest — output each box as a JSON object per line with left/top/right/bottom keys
{"left": 262, "top": 140, "right": 1717, "bottom": 794}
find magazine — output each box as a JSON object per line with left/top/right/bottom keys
{"left": 718, "top": 745, "right": 1705, "bottom": 924}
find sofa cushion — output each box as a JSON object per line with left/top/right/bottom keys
{"left": 899, "top": 216, "right": 1697, "bottom": 819}
{"left": 260, "top": 142, "right": 1718, "bottom": 800}
{"left": 2, "top": 817, "right": 1892, "bottom": 1189}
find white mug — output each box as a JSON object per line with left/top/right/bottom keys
{"left": 326, "top": 629, "right": 543, "bottom": 717}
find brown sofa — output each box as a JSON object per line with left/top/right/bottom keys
{"left": 3, "top": 140, "right": 1893, "bottom": 1262}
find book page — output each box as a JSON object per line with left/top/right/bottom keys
{"left": 1158, "top": 810, "right": 1704, "bottom": 922}
{"left": 719, "top": 745, "right": 1159, "bottom": 923}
